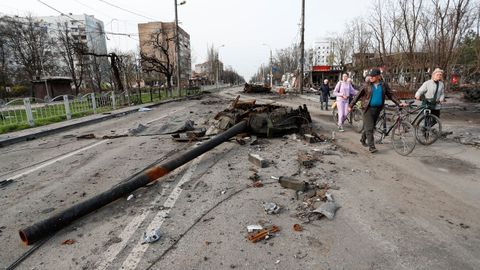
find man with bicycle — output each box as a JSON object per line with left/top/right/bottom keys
{"left": 415, "top": 68, "right": 446, "bottom": 118}
{"left": 348, "top": 68, "right": 403, "bottom": 153}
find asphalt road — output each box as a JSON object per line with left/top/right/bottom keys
{"left": 1, "top": 88, "right": 479, "bottom": 270}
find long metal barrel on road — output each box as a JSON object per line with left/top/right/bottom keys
{"left": 19, "top": 120, "right": 248, "bottom": 245}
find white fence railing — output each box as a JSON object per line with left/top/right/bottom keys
{"left": 0, "top": 85, "right": 220, "bottom": 132}
{"left": 0, "top": 92, "right": 122, "bottom": 129}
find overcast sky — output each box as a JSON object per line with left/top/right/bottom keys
{"left": 1, "top": 0, "right": 369, "bottom": 80}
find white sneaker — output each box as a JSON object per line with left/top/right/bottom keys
{"left": 338, "top": 125, "right": 344, "bottom": 132}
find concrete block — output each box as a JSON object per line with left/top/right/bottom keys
{"left": 248, "top": 153, "right": 268, "bottom": 168}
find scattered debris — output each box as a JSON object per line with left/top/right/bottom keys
{"left": 247, "top": 225, "right": 263, "bottom": 233}
{"left": 247, "top": 225, "right": 280, "bottom": 243}
{"left": 303, "top": 134, "right": 316, "bottom": 143}
{"left": 142, "top": 229, "right": 161, "bottom": 244}
{"left": 127, "top": 194, "right": 134, "bottom": 201}
{"left": 186, "top": 128, "right": 207, "bottom": 139}
{"left": 128, "top": 124, "right": 147, "bottom": 135}
{"left": 0, "top": 179, "right": 14, "bottom": 188}
{"left": 298, "top": 152, "right": 317, "bottom": 169}
{"left": 102, "top": 134, "right": 128, "bottom": 139}
{"left": 252, "top": 181, "right": 263, "bottom": 188}
{"left": 235, "top": 134, "right": 258, "bottom": 146}
{"left": 171, "top": 133, "right": 209, "bottom": 142}
{"left": 278, "top": 176, "right": 307, "bottom": 192}
{"left": 249, "top": 135, "right": 258, "bottom": 145}
{"left": 249, "top": 172, "right": 260, "bottom": 181}
{"left": 293, "top": 224, "right": 303, "bottom": 232}
{"left": 296, "top": 189, "right": 318, "bottom": 201}
{"left": 263, "top": 202, "right": 281, "bottom": 214}
{"left": 76, "top": 134, "right": 96, "bottom": 139}
{"left": 301, "top": 131, "right": 327, "bottom": 143}
{"left": 243, "top": 83, "right": 271, "bottom": 93}
{"left": 312, "top": 201, "right": 340, "bottom": 220}
{"left": 61, "top": 239, "right": 76, "bottom": 245}
{"left": 248, "top": 153, "right": 268, "bottom": 168}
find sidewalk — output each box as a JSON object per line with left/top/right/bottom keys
{"left": 0, "top": 97, "right": 186, "bottom": 148}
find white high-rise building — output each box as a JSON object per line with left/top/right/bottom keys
{"left": 36, "top": 14, "right": 109, "bottom": 76}
{"left": 312, "top": 39, "right": 332, "bottom": 66}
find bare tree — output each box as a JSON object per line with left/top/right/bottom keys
{"left": 57, "top": 22, "right": 87, "bottom": 95}
{"left": 432, "top": 0, "right": 473, "bottom": 72}
{"left": 2, "top": 15, "right": 55, "bottom": 96}
{"left": 140, "top": 29, "right": 175, "bottom": 95}
{"left": 222, "top": 66, "right": 244, "bottom": 85}
{"left": 273, "top": 44, "right": 300, "bottom": 75}
{"left": 368, "top": 0, "right": 400, "bottom": 63}
{"left": 329, "top": 32, "right": 352, "bottom": 66}
{"left": 206, "top": 44, "right": 219, "bottom": 84}
{"left": 0, "top": 21, "right": 13, "bottom": 97}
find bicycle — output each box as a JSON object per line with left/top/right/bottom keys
{"left": 373, "top": 105, "right": 416, "bottom": 156}
{"left": 406, "top": 101, "right": 442, "bottom": 145}
{"left": 331, "top": 101, "right": 363, "bottom": 133}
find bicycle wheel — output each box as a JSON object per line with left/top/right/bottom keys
{"left": 415, "top": 114, "right": 442, "bottom": 145}
{"left": 373, "top": 114, "right": 386, "bottom": 144}
{"left": 351, "top": 108, "right": 364, "bottom": 133}
{"left": 392, "top": 120, "right": 416, "bottom": 156}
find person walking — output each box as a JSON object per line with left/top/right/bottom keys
{"left": 348, "top": 69, "right": 403, "bottom": 153}
{"left": 415, "top": 68, "right": 446, "bottom": 118}
{"left": 333, "top": 73, "right": 357, "bottom": 131}
{"left": 320, "top": 79, "right": 330, "bottom": 110}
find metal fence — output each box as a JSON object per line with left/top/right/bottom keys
{"left": 0, "top": 87, "right": 206, "bottom": 132}
{"left": 0, "top": 93, "right": 105, "bottom": 129}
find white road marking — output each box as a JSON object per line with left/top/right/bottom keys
{"left": 96, "top": 155, "right": 203, "bottom": 270}
{"left": 7, "top": 140, "right": 107, "bottom": 180}
{"left": 95, "top": 188, "right": 167, "bottom": 270}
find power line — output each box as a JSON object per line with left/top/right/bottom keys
{"left": 37, "top": 0, "right": 75, "bottom": 20}
{"left": 28, "top": 1, "right": 139, "bottom": 42}
{"left": 73, "top": 0, "right": 114, "bottom": 19}
{"left": 98, "top": 0, "right": 157, "bottom": 21}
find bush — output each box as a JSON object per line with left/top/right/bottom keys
{"left": 11, "top": 85, "right": 29, "bottom": 97}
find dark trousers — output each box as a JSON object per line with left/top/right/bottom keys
{"left": 361, "top": 107, "right": 382, "bottom": 147}
{"left": 320, "top": 94, "right": 329, "bottom": 110}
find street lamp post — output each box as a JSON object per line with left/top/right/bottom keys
{"left": 174, "top": 0, "right": 186, "bottom": 96}
{"left": 262, "top": 43, "right": 273, "bottom": 88}
{"left": 216, "top": 44, "right": 225, "bottom": 88}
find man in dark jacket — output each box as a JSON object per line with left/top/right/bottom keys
{"left": 319, "top": 79, "right": 330, "bottom": 110}
{"left": 348, "top": 69, "right": 403, "bottom": 153}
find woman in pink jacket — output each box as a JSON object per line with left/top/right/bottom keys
{"left": 333, "top": 73, "right": 358, "bottom": 131}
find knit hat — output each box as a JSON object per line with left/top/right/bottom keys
{"left": 432, "top": 68, "right": 444, "bottom": 75}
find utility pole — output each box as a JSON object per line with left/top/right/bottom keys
{"left": 299, "top": 0, "right": 305, "bottom": 94}
{"left": 262, "top": 43, "right": 273, "bottom": 88}
{"left": 269, "top": 49, "right": 273, "bottom": 88}
{"left": 216, "top": 44, "right": 225, "bottom": 88}
{"left": 174, "top": 0, "right": 181, "bottom": 96}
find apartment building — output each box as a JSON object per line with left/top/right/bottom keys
{"left": 138, "top": 21, "right": 191, "bottom": 87}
